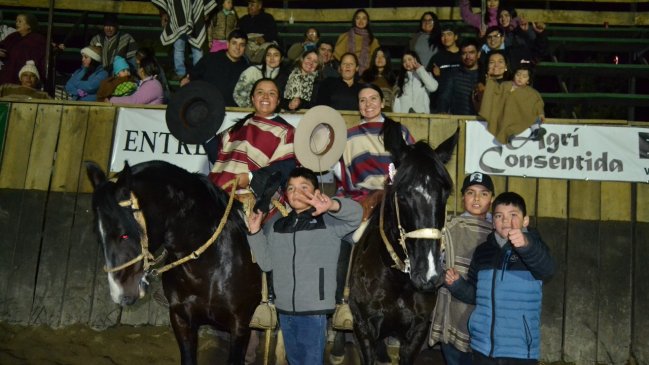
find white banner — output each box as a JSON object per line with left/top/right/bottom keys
{"left": 465, "top": 121, "right": 649, "bottom": 183}
{"left": 110, "top": 108, "right": 302, "bottom": 173}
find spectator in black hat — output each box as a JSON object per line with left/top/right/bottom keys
{"left": 89, "top": 13, "right": 138, "bottom": 72}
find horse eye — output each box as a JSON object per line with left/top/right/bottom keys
{"left": 119, "top": 234, "right": 129, "bottom": 240}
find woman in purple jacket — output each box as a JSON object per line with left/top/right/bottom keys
{"left": 110, "top": 56, "right": 164, "bottom": 105}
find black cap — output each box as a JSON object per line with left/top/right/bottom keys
{"left": 461, "top": 172, "right": 494, "bottom": 194}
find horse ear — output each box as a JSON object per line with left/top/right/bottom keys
{"left": 114, "top": 161, "right": 133, "bottom": 199}
{"left": 85, "top": 161, "right": 107, "bottom": 190}
{"left": 434, "top": 128, "right": 459, "bottom": 164}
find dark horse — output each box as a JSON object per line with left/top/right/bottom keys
{"left": 337, "top": 133, "right": 457, "bottom": 364}
{"left": 86, "top": 160, "right": 261, "bottom": 365}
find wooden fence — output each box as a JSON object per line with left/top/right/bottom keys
{"left": 0, "top": 99, "right": 648, "bottom": 364}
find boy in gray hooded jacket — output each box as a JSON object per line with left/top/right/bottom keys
{"left": 247, "top": 167, "right": 362, "bottom": 364}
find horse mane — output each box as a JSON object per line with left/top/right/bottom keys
{"left": 390, "top": 140, "right": 453, "bottom": 197}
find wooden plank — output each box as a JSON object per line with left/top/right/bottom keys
{"left": 30, "top": 192, "right": 76, "bottom": 326}
{"left": 24, "top": 104, "right": 62, "bottom": 191}
{"left": 78, "top": 106, "right": 116, "bottom": 193}
{"left": 4, "top": 190, "right": 47, "bottom": 324}
{"left": 398, "top": 115, "right": 428, "bottom": 142}
{"left": 120, "top": 295, "right": 155, "bottom": 326}
{"left": 636, "top": 183, "right": 649, "bottom": 223}
{"left": 428, "top": 118, "right": 459, "bottom": 214}
{"left": 633, "top": 222, "right": 649, "bottom": 365}
{"left": 507, "top": 177, "right": 537, "bottom": 216}
{"left": 89, "top": 249, "right": 122, "bottom": 329}
{"left": 0, "top": 189, "right": 24, "bottom": 321}
{"left": 600, "top": 182, "right": 631, "bottom": 221}
{"left": 596, "top": 221, "right": 632, "bottom": 364}
{"left": 569, "top": 180, "right": 600, "bottom": 220}
{"left": 563, "top": 180, "right": 600, "bottom": 364}
{"left": 148, "top": 279, "right": 170, "bottom": 326}
{"left": 537, "top": 178, "right": 568, "bottom": 219}
{"left": 453, "top": 118, "right": 467, "bottom": 214}
{"left": 536, "top": 217, "right": 567, "bottom": 363}
{"left": 51, "top": 106, "right": 89, "bottom": 193}
{"left": 0, "top": 103, "right": 37, "bottom": 189}
{"left": 60, "top": 194, "right": 101, "bottom": 327}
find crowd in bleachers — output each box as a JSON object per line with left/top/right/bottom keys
{"left": 0, "top": 0, "right": 551, "bottom": 139}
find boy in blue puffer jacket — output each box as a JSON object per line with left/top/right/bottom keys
{"left": 445, "top": 191, "right": 555, "bottom": 364}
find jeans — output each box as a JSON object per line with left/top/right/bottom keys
{"left": 472, "top": 350, "right": 539, "bottom": 365}
{"left": 173, "top": 34, "right": 203, "bottom": 76}
{"left": 279, "top": 313, "right": 327, "bottom": 364}
{"left": 441, "top": 343, "right": 473, "bottom": 365}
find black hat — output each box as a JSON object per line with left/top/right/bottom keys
{"left": 166, "top": 81, "right": 225, "bottom": 145}
{"left": 461, "top": 172, "right": 494, "bottom": 194}
{"left": 103, "top": 13, "right": 119, "bottom": 27}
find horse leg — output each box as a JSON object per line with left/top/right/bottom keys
{"left": 169, "top": 310, "right": 198, "bottom": 365}
{"left": 353, "top": 319, "right": 377, "bottom": 365}
{"left": 397, "top": 324, "right": 428, "bottom": 365}
{"left": 229, "top": 322, "right": 252, "bottom": 365}
{"left": 375, "top": 338, "right": 392, "bottom": 365}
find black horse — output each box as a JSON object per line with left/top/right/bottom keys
{"left": 86, "top": 160, "right": 261, "bottom": 365}
{"left": 336, "top": 133, "right": 458, "bottom": 364}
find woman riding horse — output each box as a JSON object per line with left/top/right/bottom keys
{"left": 204, "top": 78, "right": 297, "bottom": 214}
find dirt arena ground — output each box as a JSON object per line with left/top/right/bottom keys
{"left": 0, "top": 322, "right": 573, "bottom": 365}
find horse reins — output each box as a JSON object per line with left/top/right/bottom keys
{"left": 104, "top": 178, "right": 239, "bottom": 277}
{"left": 378, "top": 192, "right": 445, "bottom": 274}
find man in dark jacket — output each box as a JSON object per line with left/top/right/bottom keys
{"left": 437, "top": 38, "right": 481, "bottom": 115}
{"left": 238, "top": 0, "right": 278, "bottom": 64}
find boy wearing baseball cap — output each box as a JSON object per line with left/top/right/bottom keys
{"left": 429, "top": 172, "right": 495, "bottom": 365}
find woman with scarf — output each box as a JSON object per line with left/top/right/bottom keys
{"left": 233, "top": 44, "right": 287, "bottom": 107}
{"left": 333, "top": 8, "right": 380, "bottom": 75}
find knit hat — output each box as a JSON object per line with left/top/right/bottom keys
{"left": 18, "top": 60, "right": 40, "bottom": 80}
{"left": 461, "top": 172, "right": 494, "bottom": 194}
{"left": 112, "top": 56, "right": 129, "bottom": 75}
{"left": 81, "top": 43, "right": 102, "bottom": 62}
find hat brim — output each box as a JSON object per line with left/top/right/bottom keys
{"left": 166, "top": 81, "right": 225, "bottom": 145}
{"left": 294, "top": 105, "right": 347, "bottom": 172}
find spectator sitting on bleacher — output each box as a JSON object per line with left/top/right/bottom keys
{"left": 207, "top": 0, "right": 238, "bottom": 53}
{"left": 282, "top": 49, "right": 319, "bottom": 111}
{"left": 315, "top": 52, "right": 362, "bottom": 111}
{"left": 429, "top": 23, "right": 462, "bottom": 113}
{"left": 181, "top": 30, "right": 248, "bottom": 107}
{"left": 317, "top": 41, "right": 339, "bottom": 80}
{"left": 234, "top": 44, "right": 287, "bottom": 108}
{"left": 89, "top": 13, "right": 138, "bottom": 73}
{"left": 239, "top": 0, "right": 279, "bottom": 64}
{"left": 360, "top": 47, "right": 396, "bottom": 112}
{"left": 110, "top": 56, "right": 164, "bottom": 105}
{"left": 473, "top": 50, "right": 510, "bottom": 112}
{"left": 392, "top": 50, "right": 438, "bottom": 114}
{"left": 0, "top": 13, "right": 46, "bottom": 86}
{"left": 334, "top": 8, "right": 380, "bottom": 75}
{"left": 135, "top": 47, "right": 170, "bottom": 101}
{"left": 64, "top": 44, "right": 108, "bottom": 101}
{"left": 409, "top": 12, "right": 442, "bottom": 72}
{"left": 96, "top": 56, "right": 137, "bottom": 102}
{"left": 0, "top": 60, "right": 50, "bottom": 99}
{"left": 437, "top": 38, "right": 481, "bottom": 116}
{"left": 287, "top": 27, "right": 320, "bottom": 62}
{"left": 459, "top": 0, "right": 501, "bottom": 37}
{"left": 480, "top": 62, "right": 545, "bottom": 144}
{"left": 478, "top": 25, "right": 548, "bottom": 76}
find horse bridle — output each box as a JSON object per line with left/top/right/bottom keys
{"left": 103, "top": 178, "right": 238, "bottom": 277}
{"left": 378, "top": 192, "right": 445, "bottom": 274}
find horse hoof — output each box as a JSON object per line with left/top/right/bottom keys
{"left": 329, "top": 354, "right": 345, "bottom": 365}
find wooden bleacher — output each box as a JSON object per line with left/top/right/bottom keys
{"left": 0, "top": 2, "right": 647, "bottom": 120}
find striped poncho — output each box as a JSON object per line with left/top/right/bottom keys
{"left": 337, "top": 118, "right": 415, "bottom": 201}
{"left": 209, "top": 115, "right": 295, "bottom": 191}
{"left": 152, "top": 0, "right": 217, "bottom": 48}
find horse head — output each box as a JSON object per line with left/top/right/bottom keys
{"left": 86, "top": 161, "right": 149, "bottom": 306}
{"left": 386, "top": 131, "right": 458, "bottom": 291}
